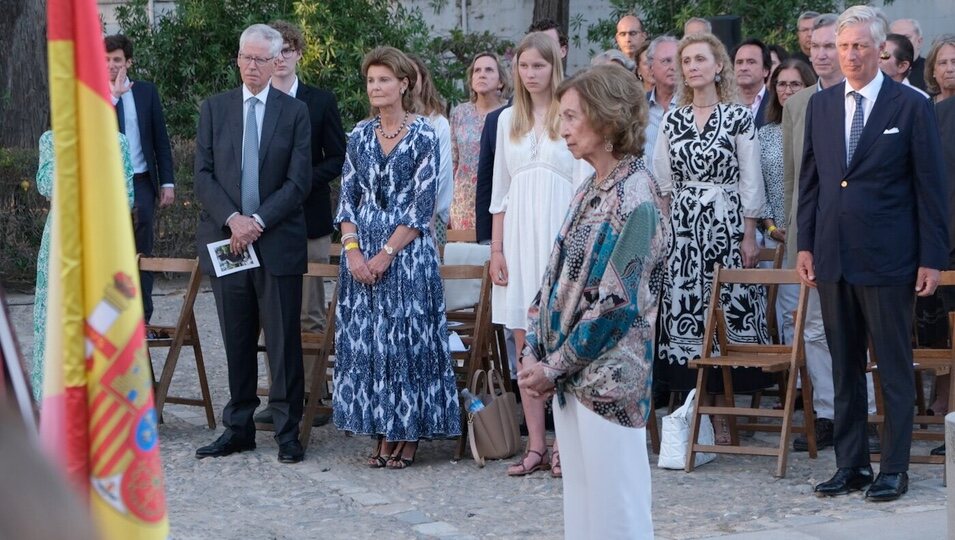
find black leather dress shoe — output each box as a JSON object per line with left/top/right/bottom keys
{"left": 865, "top": 472, "right": 908, "bottom": 502}
{"left": 814, "top": 466, "right": 874, "bottom": 496}
{"left": 196, "top": 433, "right": 255, "bottom": 459}
{"left": 794, "top": 418, "right": 833, "bottom": 452}
{"left": 931, "top": 443, "right": 945, "bottom": 456}
{"left": 278, "top": 440, "right": 305, "bottom": 464}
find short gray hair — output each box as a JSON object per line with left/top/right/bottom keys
{"left": 893, "top": 18, "right": 922, "bottom": 37}
{"left": 591, "top": 49, "right": 636, "bottom": 71}
{"left": 684, "top": 17, "right": 712, "bottom": 33}
{"left": 836, "top": 6, "right": 888, "bottom": 47}
{"left": 239, "top": 24, "right": 283, "bottom": 57}
{"left": 813, "top": 13, "right": 838, "bottom": 31}
{"left": 798, "top": 11, "right": 820, "bottom": 23}
{"left": 647, "top": 35, "right": 679, "bottom": 64}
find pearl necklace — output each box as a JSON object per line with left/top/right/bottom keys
{"left": 375, "top": 112, "right": 409, "bottom": 139}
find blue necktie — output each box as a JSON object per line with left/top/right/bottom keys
{"left": 241, "top": 97, "right": 260, "bottom": 215}
{"left": 847, "top": 91, "right": 864, "bottom": 165}
{"left": 116, "top": 97, "right": 125, "bottom": 134}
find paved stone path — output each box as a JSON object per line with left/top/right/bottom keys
{"left": 5, "top": 278, "right": 947, "bottom": 539}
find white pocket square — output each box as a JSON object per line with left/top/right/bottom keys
{"left": 883, "top": 127, "right": 900, "bottom": 134}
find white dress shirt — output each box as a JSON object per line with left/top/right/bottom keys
{"left": 843, "top": 70, "right": 884, "bottom": 155}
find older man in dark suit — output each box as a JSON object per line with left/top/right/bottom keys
{"left": 194, "top": 24, "right": 312, "bottom": 463}
{"left": 797, "top": 6, "right": 948, "bottom": 501}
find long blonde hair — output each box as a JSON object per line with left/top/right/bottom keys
{"left": 675, "top": 32, "right": 738, "bottom": 107}
{"left": 510, "top": 32, "right": 563, "bottom": 142}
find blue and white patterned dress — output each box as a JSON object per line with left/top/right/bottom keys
{"left": 333, "top": 117, "right": 462, "bottom": 441}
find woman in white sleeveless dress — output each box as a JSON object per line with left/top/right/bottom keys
{"left": 489, "top": 32, "right": 590, "bottom": 477}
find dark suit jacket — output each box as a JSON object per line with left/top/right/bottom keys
{"left": 475, "top": 105, "right": 510, "bottom": 243}
{"left": 753, "top": 91, "right": 769, "bottom": 128}
{"left": 195, "top": 86, "right": 312, "bottom": 276}
{"left": 910, "top": 56, "right": 927, "bottom": 92}
{"left": 935, "top": 96, "right": 955, "bottom": 268}
{"left": 130, "top": 80, "right": 174, "bottom": 191}
{"left": 296, "top": 83, "right": 346, "bottom": 239}
{"left": 797, "top": 76, "right": 948, "bottom": 285}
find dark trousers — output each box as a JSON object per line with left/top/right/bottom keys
{"left": 210, "top": 267, "right": 304, "bottom": 443}
{"left": 817, "top": 280, "right": 915, "bottom": 473}
{"left": 133, "top": 174, "right": 155, "bottom": 322}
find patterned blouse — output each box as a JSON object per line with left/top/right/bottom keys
{"left": 525, "top": 155, "right": 671, "bottom": 428}
{"left": 758, "top": 122, "right": 786, "bottom": 226}
{"left": 449, "top": 101, "right": 502, "bottom": 230}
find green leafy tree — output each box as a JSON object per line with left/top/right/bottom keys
{"left": 115, "top": 0, "right": 293, "bottom": 139}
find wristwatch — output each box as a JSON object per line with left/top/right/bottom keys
{"left": 383, "top": 244, "right": 395, "bottom": 256}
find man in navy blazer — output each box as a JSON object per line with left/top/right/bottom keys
{"left": 733, "top": 38, "right": 771, "bottom": 128}
{"left": 194, "top": 25, "right": 311, "bottom": 464}
{"left": 105, "top": 35, "right": 175, "bottom": 323}
{"left": 797, "top": 6, "right": 948, "bottom": 502}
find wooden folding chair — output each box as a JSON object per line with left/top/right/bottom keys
{"left": 140, "top": 257, "right": 215, "bottom": 429}
{"left": 297, "top": 263, "right": 341, "bottom": 448}
{"left": 867, "top": 271, "right": 955, "bottom": 465}
{"left": 441, "top": 263, "right": 494, "bottom": 460}
{"left": 685, "top": 265, "right": 816, "bottom": 478}
{"left": 446, "top": 229, "right": 477, "bottom": 243}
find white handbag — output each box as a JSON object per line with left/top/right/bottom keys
{"left": 657, "top": 389, "right": 717, "bottom": 469}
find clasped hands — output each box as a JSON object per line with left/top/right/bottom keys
{"left": 517, "top": 358, "right": 556, "bottom": 400}
{"left": 228, "top": 215, "right": 262, "bottom": 254}
{"left": 346, "top": 249, "right": 393, "bottom": 285}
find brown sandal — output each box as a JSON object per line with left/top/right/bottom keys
{"left": 507, "top": 449, "right": 550, "bottom": 476}
{"left": 550, "top": 449, "right": 562, "bottom": 478}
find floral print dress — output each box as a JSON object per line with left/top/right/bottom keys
{"left": 333, "top": 117, "right": 461, "bottom": 441}
{"left": 448, "top": 101, "right": 502, "bottom": 230}
{"left": 31, "top": 130, "right": 134, "bottom": 401}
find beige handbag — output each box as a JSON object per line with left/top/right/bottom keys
{"left": 466, "top": 369, "right": 521, "bottom": 467}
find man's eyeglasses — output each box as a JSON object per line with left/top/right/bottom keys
{"left": 280, "top": 48, "right": 299, "bottom": 59}
{"left": 237, "top": 54, "right": 274, "bottom": 67}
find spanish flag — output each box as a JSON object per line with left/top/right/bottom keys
{"left": 42, "top": 0, "right": 169, "bottom": 537}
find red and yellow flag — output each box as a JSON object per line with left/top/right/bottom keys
{"left": 42, "top": 0, "right": 168, "bottom": 537}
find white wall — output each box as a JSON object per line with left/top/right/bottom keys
{"left": 879, "top": 0, "right": 955, "bottom": 57}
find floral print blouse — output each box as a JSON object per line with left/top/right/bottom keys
{"left": 449, "top": 101, "right": 503, "bottom": 230}
{"left": 525, "top": 155, "right": 671, "bottom": 428}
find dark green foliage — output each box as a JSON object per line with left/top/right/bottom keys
{"left": 0, "top": 147, "right": 44, "bottom": 286}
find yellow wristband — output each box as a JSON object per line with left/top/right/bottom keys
{"left": 767, "top": 225, "right": 778, "bottom": 234}
{"left": 344, "top": 242, "right": 360, "bottom": 252}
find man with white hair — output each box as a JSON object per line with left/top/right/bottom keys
{"left": 889, "top": 18, "right": 927, "bottom": 91}
{"left": 683, "top": 17, "right": 711, "bottom": 35}
{"left": 194, "top": 24, "right": 312, "bottom": 464}
{"left": 798, "top": 6, "right": 948, "bottom": 502}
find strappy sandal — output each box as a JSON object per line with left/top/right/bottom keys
{"left": 550, "top": 449, "right": 562, "bottom": 478}
{"left": 507, "top": 449, "right": 550, "bottom": 477}
{"left": 367, "top": 438, "right": 389, "bottom": 468}
{"left": 386, "top": 442, "right": 417, "bottom": 470}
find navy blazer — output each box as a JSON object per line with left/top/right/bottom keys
{"left": 130, "top": 80, "right": 174, "bottom": 190}
{"left": 935, "top": 96, "right": 955, "bottom": 268}
{"left": 753, "top": 93, "right": 769, "bottom": 128}
{"left": 296, "top": 83, "right": 346, "bottom": 239}
{"left": 194, "top": 87, "right": 312, "bottom": 276}
{"left": 796, "top": 76, "right": 948, "bottom": 285}
{"left": 475, "top": 105, "right": 508, "bottom": 243}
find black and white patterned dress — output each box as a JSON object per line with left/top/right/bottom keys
{"left": 652, "top": 103, "right": 771, "bottom": 393}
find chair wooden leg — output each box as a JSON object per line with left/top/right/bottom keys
{"left": 775, "top": 366, "right": 801, "bottom": 478}
{"left": 722, "top": 366, "right": 739, "bottom": 446}
{"left": 800, "top": 365, "right": 818, "bottom": 459}
{"left": 299, "top": 350, "right": 332, "bottom": 449}
{"left": 189, "top": 316, "right": 216, "bottom": 429}
{"left": 685, "top": 366, "right": 708, "bottom": 473}
{"left": 871, "top": 370, "right": 885, "bottom": 462}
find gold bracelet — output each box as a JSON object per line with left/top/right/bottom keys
{"left": 344, "top": 242, "right": 360, "bottom": 252}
